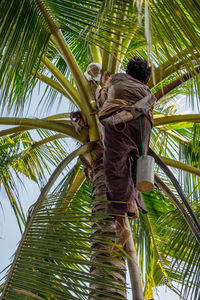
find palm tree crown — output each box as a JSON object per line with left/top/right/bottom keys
{"left": 0, "top": 1, "right": 199, "bottom": 299}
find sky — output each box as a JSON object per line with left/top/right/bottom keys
{"left": 0, "top": 82, "right": 187, "bottom": 300}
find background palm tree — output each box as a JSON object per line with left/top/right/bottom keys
{"left": 0, "top": 0, "right": 200, "bottom": 299}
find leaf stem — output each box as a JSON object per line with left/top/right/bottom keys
{"left": 22, "top": 133, "right": 65, "bottom": 154}
{"left": 35, "top": 72, "right": 70, "bottom": 100}
{"left": 61, "top": 168, "right": 86, "bottom": 212}
{"left": 154, "top": 114, "right": 200, "bottom": 126}
{"left": 159, "top": 156, "right": 200, "bottom": 177}
{"left": 35, "top": 0, "right": 99, "bottom": 140}
{"left": 0, "top": 117, "right": 86, "bottom": 143}
{"left": 90, "top": 44, "right": 102, "bottom": 64}
{"left": 40, "top": 54, "right": 81, "bottom": 108}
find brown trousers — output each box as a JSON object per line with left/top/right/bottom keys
{"left": 103, "top": 115, "right": 152, "bottom": 215}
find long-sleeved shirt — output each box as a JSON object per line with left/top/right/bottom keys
{"left": 96, "top": 73, "right": 154, "bottom": 123}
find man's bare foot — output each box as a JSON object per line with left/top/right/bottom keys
{"left": 111, "top": 216, "right": 131, "bottom": 255}
{"left": 128, "top": 200, "right": 139, "bottom": 219}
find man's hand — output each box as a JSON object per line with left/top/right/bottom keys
{"left": 102, "top": 71, "right": 110, "bottom": 86}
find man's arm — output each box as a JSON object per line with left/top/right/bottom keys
{"left": 96, "top": 72, "right": 110, "bottom": 110}
{"left": 102, "top": 71, "right": 110, "bottom": 86}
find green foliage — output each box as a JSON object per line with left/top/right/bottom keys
{"left": 0, "top": 130, "right": 69, "bottom": 229}
{"left": 1, "top": 1, "right": 200, "bottom": 299}
{"left": 0, "top": 0, "right": 50, "bottom": 114}
{"left": 132, "top": 186, "right": 200, "bottom": 300}
{"left": 1, "top": 182, "right": 125, "bottom": 300}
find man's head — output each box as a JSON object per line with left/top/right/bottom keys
{"left": 126, "top": 56, "right": 151, "bottom": 84}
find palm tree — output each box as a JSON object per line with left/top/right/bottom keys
{"left": 0, "top": 0, "right": 200, "bottom": 299}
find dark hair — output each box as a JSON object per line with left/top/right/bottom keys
{"left": 126, "top": 56, "right": 151, "bottom": 83}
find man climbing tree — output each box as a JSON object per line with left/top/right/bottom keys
{"left": 97, "top": 57, "right": 155, "bottom": 245}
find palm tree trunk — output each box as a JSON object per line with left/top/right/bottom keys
{"left": 89, "top": 142, "right": 127, "bottom": 299}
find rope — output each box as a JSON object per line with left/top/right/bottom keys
{"left": 139, "top": 115, "right": 147, "bottom": 157}
{"left": 112, "top": 111, "right": 126, "bottom": 132}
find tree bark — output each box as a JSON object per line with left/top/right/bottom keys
{"left": 89, "top": 142, "right": 127, "bottom": 299}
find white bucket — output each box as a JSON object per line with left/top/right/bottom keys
{"left": 136, "top": 155, "right": 154, "bottom": 192}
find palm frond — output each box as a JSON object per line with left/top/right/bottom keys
{"left": 0, "top": 130, "right": 76, "bottom": 229}
{"left": 155, "top": 174, "right": 200, "bottom": 245}
{"left": 2, "top": 0, "right": 200, "bottom": 114}
{"left": 1, "top": 183, "right": 125, "bottom": 300}
{"left": 0, "top": 0, "right": 50, "bottom": 114}
{"left": 179, "top": 123, "right": 200, "bottom": 200}
{"left": 45, "top": 0, "right": 137, "bottom": 44}
{"left": 148, "top": 148, "right": 200, "bottom": 233}
{"left": 132, "top": 181, "right": 200, "bottom": 300}
{"left": 151, "top": 95, "right": 200, "bottom": 207}
{"left": 131, "top": 188, "right": 178, "bottom": 298}
{"left": 151, "top": 0, "right": 200, "bottom": 74}
{"left": 157, "top": 206, "right": 200, "bottom": 300}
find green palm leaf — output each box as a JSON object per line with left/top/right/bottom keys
{"left": 158, "top": 206, "right": 200, "bottom": 300}
{"left": 0, "top": 129, "right": 72, "bottom": 228}
{"left": 1, "top": 178, "right": 125, "bottom": 299}
{"left": 0, "top": 0, "right": 50, "bottom": 113}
